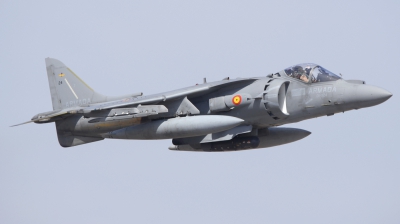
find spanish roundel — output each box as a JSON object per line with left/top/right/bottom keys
{"left": 232, "top": 95, "right": 242, "bottom": 105}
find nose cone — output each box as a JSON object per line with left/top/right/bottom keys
{"left": 355, "top": 85, "right": 392, "bottom": 108}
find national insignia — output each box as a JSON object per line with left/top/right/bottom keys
{"left": 232, "top": 95, "right": 242, "bottom": 105}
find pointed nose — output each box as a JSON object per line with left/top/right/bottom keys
{"left": 356, "top": 85, "right": 392, "bottom": 108}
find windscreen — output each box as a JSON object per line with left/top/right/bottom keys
{"left": 311, "top": 66, "right": 341, "bottom": 83}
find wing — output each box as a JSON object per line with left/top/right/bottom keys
{"left": 82, "top": 78, "right": 258, "bottom": 111}
{"left": 11, "top": 78, "right": 258, "bottom": 126}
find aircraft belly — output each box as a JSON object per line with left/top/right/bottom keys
{"left": 169, "top": 127, "right": 311, "bottom": 152}
{"left": 57, "top": 115, "right": 147, "bottom": 137}
{"left": 104, "top": 115, "right": 245, "bottom": 140}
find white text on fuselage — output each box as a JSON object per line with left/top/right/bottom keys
{"left": 66, "top": 98, "right": 91, "bottom": 107}
{"left": 308, "top": 86, "right": 337, "bottom": 98}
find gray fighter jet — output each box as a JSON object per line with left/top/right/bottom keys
{"left": 12, "top": 58, "right": 392, "bottom": 151}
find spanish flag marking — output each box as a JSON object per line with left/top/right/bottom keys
{"left": 232, "top": 95, "right": 242, "bottom": 105}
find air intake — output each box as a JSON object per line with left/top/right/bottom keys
{"left": 263, "top": 79, "right": 290, "bottom": 120}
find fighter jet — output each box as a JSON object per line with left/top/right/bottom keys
{"left": 12, "top": 58, "right": 392, "bottom": 151}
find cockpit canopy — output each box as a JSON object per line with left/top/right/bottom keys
{"left": 284, "top": 63, "right": 341, "bottom": 83}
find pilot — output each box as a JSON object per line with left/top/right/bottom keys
{"left": 292, "top": 66, "right": 303, "bottom": 77}
{"left": 300, "top": 74, "right": 309, "bottom": 82}
{"left": 293, "top": 66, "right": 309, "bottom": 82}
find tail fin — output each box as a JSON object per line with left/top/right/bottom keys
{"left": 46, "top": 58, "right": 107, "bottom": 110}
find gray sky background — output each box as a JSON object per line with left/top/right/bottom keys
{"left": 1, "top": 1, "right": 399, "bottom": 223}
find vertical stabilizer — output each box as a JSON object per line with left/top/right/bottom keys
{"left": 45, "top": 58, "right": 107, "bottom": 110}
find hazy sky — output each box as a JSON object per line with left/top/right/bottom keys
{"left": 1, "top": 1, "right": 399, "bottom": 223}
